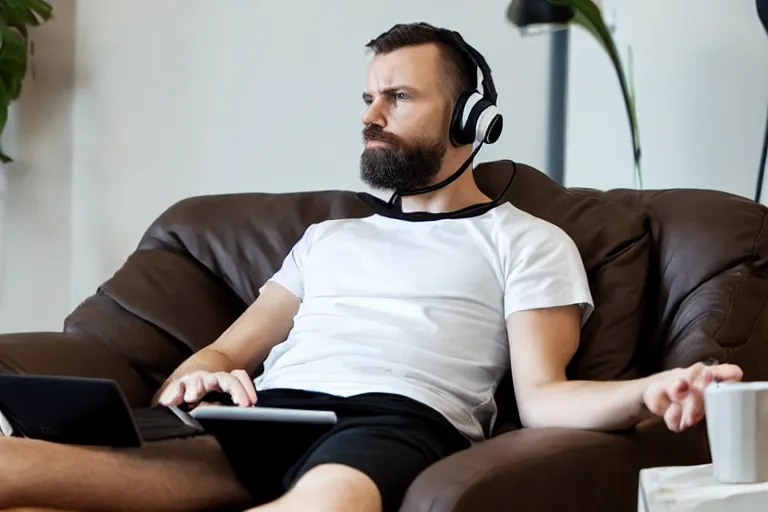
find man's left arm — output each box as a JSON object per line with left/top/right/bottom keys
{"left": 507, "top": 304, "right": 743, "bottom": 432}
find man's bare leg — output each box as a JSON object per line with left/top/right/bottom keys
{"left": 250, "top": 464, "right": 382, "bottom": 512}
{"left": 0, "top": 436, "right": 252, "bottom": 511}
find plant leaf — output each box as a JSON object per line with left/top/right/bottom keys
{"left": 0, "top": 145, "right": 11, "bottom": 163}
{"left": 15, "top": 0, "right": 54, "bottom": 23}
{"left": 3, "top": 10, "right": 33, "bottom": 38}
{"left": 0, "top": 26, "right": 28, "bottom": 100}
{"left": 29, "top": 0, "right": 54, "bottom": 20}
{"left": 548, "top": 0, "right": 642, "bottom": 186}
{"left": 2, "top": 1, "right": 50, "bottom": 37}
{"left": 0, "top": 0, "right": 53, "bottom": 163}
{"left": 1, "top": 1, "right": 54, "bottom": 39}
{"left": 627, "top": 43, "right": 642, "bottom": 189}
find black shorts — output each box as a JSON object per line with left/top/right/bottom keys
{"left": 201, "top": 389, "right": 470, "bottom": 512}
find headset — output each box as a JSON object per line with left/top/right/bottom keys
{"left": 447, "top": 30, "right": 504, "bottom": 148}
{"left": 390, "top": 29, "right": 510, "bottom": 203}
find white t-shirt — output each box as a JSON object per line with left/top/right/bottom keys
{"left": 254, "top": 198, "right": 593, "bottom": 442}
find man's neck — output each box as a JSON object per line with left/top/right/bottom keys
{"left": 399, "top": 166, "right": 493, "bottom": 214}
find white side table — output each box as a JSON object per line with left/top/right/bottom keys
{"left": 639, "top": 464, "right": 768, "bottom": 511}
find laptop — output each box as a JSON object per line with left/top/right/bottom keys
{"left": 0, "top": 374, "right": 337, "bottom": 448}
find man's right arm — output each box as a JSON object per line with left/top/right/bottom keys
{"left": 152, "top": 281, "right": 300, "bottom": 407}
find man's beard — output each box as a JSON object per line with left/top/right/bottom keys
{"left": 359, "top": 125, "right": 447, "bottom": 192}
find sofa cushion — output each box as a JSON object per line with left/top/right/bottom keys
{"left": 76, "top": 191, "right": 373, "bottom": 378}
{"left": 138, "top": 191, "right": 372, "bottom": 305}
{"left": 601, "top": 187, "right": 768, "bottom": 372}
{"left": 64, "top": 290, "right": 192, "bottom": 388}
{"left": 475, "top": 160, "right": 651, "bottom": 382}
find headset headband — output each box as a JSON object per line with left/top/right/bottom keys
{"left": 448, "top": 31, "right": 498, "bottom": 105}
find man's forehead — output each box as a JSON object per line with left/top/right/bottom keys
{"left": 365, "top": 44, "right": 442, "bottom": 91}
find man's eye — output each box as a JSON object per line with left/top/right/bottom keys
{"left": 393, "top": 92, "right": 408, "bottom": 101}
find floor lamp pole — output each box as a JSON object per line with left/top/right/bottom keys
{"left": 547, "top": 28, "right": 570, "bottom": 186}
{"left": 755, "top": 102, "right": 768, "bottom": 203}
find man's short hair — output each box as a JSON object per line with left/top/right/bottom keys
{"left": 365, "top": 22, "right": 478, "bottom": 102}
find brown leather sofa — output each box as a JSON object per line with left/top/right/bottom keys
{"left": 1, "top": 160, "right": 767, "bottom": 511}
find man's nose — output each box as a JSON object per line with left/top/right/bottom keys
{"left": 361, "top": 100, "right": 386, "bottom": 128}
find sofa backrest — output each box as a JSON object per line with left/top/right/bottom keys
{"left": 64, "top": 190, "right": 372, "bottom": 386}
{"left": 63, "top": 160, "right": 768, "bottom": 407}
{"left": 597, "top": 185, "right": 768, "bottom": 376}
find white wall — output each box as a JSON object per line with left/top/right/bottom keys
{"left": 0, "top": 0, "right": 551, "bottom": 332}
{"left": 4, "top": 0, "right": 767, "bottom": 333}
{"left": 0, "top": 0, "right": 75, "bottom": 333}
{"left": 564, "top": 0, "right": 768, "bottom": 196}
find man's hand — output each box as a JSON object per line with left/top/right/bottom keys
{"left": 644, "top": 362, "right": 744, "bottom": 432}
{"left": 154, "top": 369, "right": 258, "bottom": 408}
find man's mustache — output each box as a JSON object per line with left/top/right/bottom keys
{"left": 362, "top": 125, "right": 401, "bottom": 147}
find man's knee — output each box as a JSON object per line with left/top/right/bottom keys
{"left": 271, "top": 463, "right": 382, "bottom": 512}
{"left": 0, "top": 435, "right": 251, "bottom": 511}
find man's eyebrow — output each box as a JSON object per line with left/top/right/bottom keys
{"left": 362, "top": 85, "right": 417, "bottom": 99}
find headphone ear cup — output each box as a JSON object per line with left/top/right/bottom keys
{"left": 463, "top": 97, "right": 498, "bottom": 144}
{"left": 450, "top": 91, "right": 503, "bottom": 146}
{"left": 475, "top": 105, "right": 503, "bottom": 144}
{"left": 449, "top": 91, "right": 476, "bottom": 147}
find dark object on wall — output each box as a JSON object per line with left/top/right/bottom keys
{"left": 755, "top": 0, "right": 768, "bottom": 203}
{"left": 507, "top": 0, "right": 573, "bottom": 186}
{"left": 507, "top": 0, "right": 574, "bottom": 26}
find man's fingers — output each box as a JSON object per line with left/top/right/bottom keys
{"left": 202, "top": 372, "right": 221, "bottom": 393}
{"left": 668, "top": 379, "right": 690, "bottom": 402}
{"left": 231, "top": 369, "right": 258, "bottom": 404}
{"left": 171, "top": 381, "right": 186, "bottom": 405}
{"left": 675, "top": 386, "right": 705, "bottom": 430}
{"left": 166, "top": 381, "right": 186, "bottom": 406}
{"left": 184, "top": 375, "right": 205, "bottom": 404}
{"left": 664, "top": 402, "right": 684, "bottom": 432}
{"left": 156, "top": 371, "right": 258, "bottom": 408}
{"left": 647, "top": 362, "right": 745, "bottom": 433}
{"left": 216, "top": 372, "right": 250, "bottom": 407}
{"left": 644, "top": 382, "right": 672, "bottom": 416}
{"left": 156, "top": 369, "right": 259, "bottom": 408}
{"left": 710, "top": 364, "right": 744, "bottom": 383}
{"left": 652, "top": 378, "right": 691, "bottom": 432}
{"left": 156, "top": 379, "right": 186, "bottom": 406}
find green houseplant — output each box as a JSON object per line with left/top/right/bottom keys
{"left": 507, "top": 0, "right": 642, "bottom": 187}
{"left": 0, "top": 0, "right": 53, "bottom": 163}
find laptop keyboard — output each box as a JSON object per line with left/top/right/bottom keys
{"left": 132, "top": 407, "right": 204, "bottom": 442}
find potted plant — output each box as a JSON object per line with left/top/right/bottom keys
{"left": 0, "top": 0, "right": 53, "bottom": 163}
{"left": 507, "top": 0, "right": 642, "bottom": 187}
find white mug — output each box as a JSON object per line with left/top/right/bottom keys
{"left": 704, "top": 381, "right": 768, "bottom": 483}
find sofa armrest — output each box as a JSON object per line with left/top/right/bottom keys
{"left": 662, "top": 265, "right": 768, "bottom": 377}
{"left": 0, "top": 332, "right": 153, "bottom": 407}
{"left": 401, "top": 420, "right": 708, "bottom": 512}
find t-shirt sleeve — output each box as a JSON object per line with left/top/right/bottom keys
{"left": 260, "top": 224, "right": 316, "bottom": 299}
{"left": 503, "top": 223, "right": 594, "bottom": 326}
